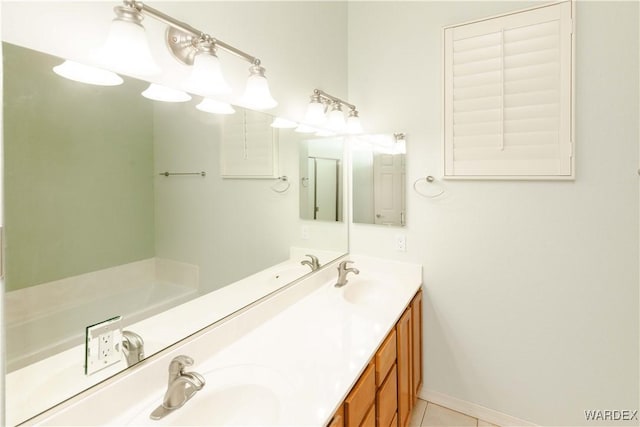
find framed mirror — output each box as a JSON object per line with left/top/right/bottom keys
{"left": 351, "top": 134, "right": 406, "bottom": 226}
{"left": 2, "top": 42, "right": 348, "bottom": 424}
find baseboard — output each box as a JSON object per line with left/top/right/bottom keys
{"left": 420, "top": 389, "right": 538, "bottom": 427}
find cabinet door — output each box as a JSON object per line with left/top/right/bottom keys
{"left": 396, "top": 307, "right": 412, "bottom": 427}
{"left": 411, "top": 290, "right": 423, "bottom": 402}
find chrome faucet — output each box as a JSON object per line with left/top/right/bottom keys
{"left": 335, "top": 260, "right": 359, "bottom": 287}
{"left": 150, "top": 355, "right": 206, "bottom": 420}
{"left": 122, "top": 330, "right": 144, "bottom": 367}
{"left": 301, "top": 254, "right": 320, "bottom": 271}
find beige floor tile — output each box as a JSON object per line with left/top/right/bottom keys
{"left": 409, "top": 399, "right": 428, "bottom": 426}
{"left": 422, "top": 402, "right": 478, "bottom": 427}
{"left": 478, "top": 420, "right": 499, "bottom": 427}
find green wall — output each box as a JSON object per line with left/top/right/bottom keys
{"left": 3, "top": 43, "right": 156, "bottom": 291}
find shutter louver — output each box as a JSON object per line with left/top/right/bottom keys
{"left": 444, "top": 2, "right": 573, "bottom": 178}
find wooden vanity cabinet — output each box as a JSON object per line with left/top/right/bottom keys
{"left": 327, "top": 289, "right": 423, "bottom": 427}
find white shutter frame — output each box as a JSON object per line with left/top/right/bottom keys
{"left": 443, "top": 1, "right": 574, "bottom": 180}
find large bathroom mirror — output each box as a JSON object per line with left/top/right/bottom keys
{"left": 299, "top": 138, "right": 344, "bottom": 222}
{"left": 351, "top": 134, "right": 406, "bottom": 226}
{"left": 2, "top": 42, "right": 348, "bottom": 424}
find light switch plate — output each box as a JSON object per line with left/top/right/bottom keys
{"left": 85, "top": 316, "right": 123, "bottom": 375}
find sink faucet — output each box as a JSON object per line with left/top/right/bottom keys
{"left": 122, "top": 330, "right": 144, "bottom": 367}
{"left": 335, "top": 260, "right": 359, "bottom": 288}
{"left": 150, "top": 355, "right": 206, "bottom": 420}
{"left": 301, "top": 254, "right": 320, "bottom": 271}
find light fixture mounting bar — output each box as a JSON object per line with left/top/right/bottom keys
{"left": 126, "top": 0, "right": 261, "bottom": 65}
{"left": 314, "top": 89, "right": 356, "bottom": 110}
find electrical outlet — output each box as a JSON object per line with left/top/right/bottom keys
{"left": 85, "top": 316, "right": 123, "bottom": 375}
{"left": 396, "top": 234, "right": 406, "bottom": 252}
{"left": 301, "top": 225, "right": 310, "bottom": 240}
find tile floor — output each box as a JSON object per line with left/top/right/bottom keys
{"left": 409, "top": 399, "right": 499, "bottom": 427}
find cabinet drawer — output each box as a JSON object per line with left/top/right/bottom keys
{"left": 345, "top": 363, "right": 375, "bottom": 426}
{"left": 375, "top": 329, "right": 397, "bottom": 387}
{"left": 361, "top": 404, "right": 376, "bottom": 427}
{"left": 327, "top": 405, "right": 344, "bottom": 427}
{"left": 377, "top": 364, "right": 398, "bottom": 427}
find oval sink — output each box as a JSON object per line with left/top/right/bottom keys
{"left": 120, "top": 364, "right": 293, "bottom": 426}
{"left": 326, "top": 275, "right": 388, "bottom": 308}
{"left": 266, "top": 265, "right": 311, "bottom": 288}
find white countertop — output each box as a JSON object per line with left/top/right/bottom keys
{"left": 26, "top": 255, "right": 422, "bottom": 426}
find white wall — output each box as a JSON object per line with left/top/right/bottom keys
{"left": 348, "top": 1, "right": 639, "bottom": 425}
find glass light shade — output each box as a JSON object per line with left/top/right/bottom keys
{"left": 346, "top": 115, "right": 364, "bottom": 135}
{"left": 196, "top": 98, "right": 235, "bottom": 115}
{"left": 326, "top": 108, "right": 346, "bottom": 133}
{"left": 394, "top": 138, "right": 407, "bottom": 155}
{"left": 53, "top": 60, "right": 123, "bottom": 86}
{"left": 183, "top": 51, "right": 231, "bottom": 96}
{"left": 241, "top": 66, "right": 277, "bottom": 110}
{"left": 141, "top": 84, "right": 191, "bottom": 103}
{"left": 295, "top": 124, "right": 318, "bottom": 134}
{"left": 271, "top": 117, "right": 298, "bottom": 128}
{"left": 303, "top": 101, "right": 326, "bottom": 126}
{"left": 97, "top": 16, "right": 160, "bottom": 76}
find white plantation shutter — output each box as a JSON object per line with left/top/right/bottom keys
{"left": 444, "top": 2, "right": 574, "bottom": 179}
{"left": 221, "top": 109, "right": 279, "bottom": 178}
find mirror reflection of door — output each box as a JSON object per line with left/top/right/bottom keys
{"left": 310, "top": 157, "right": 340, "bottom": 221}
{"left": 373, "top": 153, "right": 405, "bottom": 226}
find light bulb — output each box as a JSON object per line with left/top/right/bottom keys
{"left": 196, "top": 98, "right": 235, "bottom": 115}
{"left": 240, "top": 65, "right": 277, "bottom": 110}
{"left": 96, "top": 6, "right": 160, "bottom": 76}
{"left": 141, "top": 84, "right": 191, "bottom": 103}
{"left": 183, "top": 47, "right": 231, "bottom": 96}
{"left": 53, "top": 60, "right": 123, "bottom": 86}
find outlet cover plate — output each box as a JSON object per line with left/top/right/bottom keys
{"left": 85, "top": 315, "right": 123, "bottom": 375}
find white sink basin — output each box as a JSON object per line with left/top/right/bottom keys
{"left": 327, "top": 274, "right": 389, "bottom": 308}
{"left": 119, "top": 364, "right": 293, "bottom": 426}
{"left": 265, "top": 265, "right": 311, "bottom": 289}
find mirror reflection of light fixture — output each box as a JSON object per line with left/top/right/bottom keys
{"left": 183, "top": 44, "right": 232, "bottom": 96}
{"left": 196, "top": 98, "right": 235, "bottom": 115}
{"left": 394, "top": 132, "right": 407, "bottom": 155}
{"left": 95, "top": 1, "right": 277, "bottom": 108}
{"left": 53, "top": 60, "right": 124, "bottom": 86}
{"left": 96, "top": 4, "right": 160, "bottom": 76}
{"left": 303, "top": 89, "right": 363, "bottom": 135}
{"left": 141, "top": 83, "right": 192, "bottom": 102}
{"left": 303, "top": 93, "right": 326, "bottom": 126}
{"left": 346, "top": 110, "right": 364, "bottom": 135}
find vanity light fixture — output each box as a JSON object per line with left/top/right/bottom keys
{"left": 196, "top": 98, "right": 235, "bottom": 115}
{"left": 52, "top": 60, "right": 124, "bottom": 86}
{"left": 303, "top": 89, "right": 363, "bottom": 135}
{"left": 98, "top": 1, "right": 277, "bottom": 109}
{"left": 294, "top": 124, "right": 319, "bottom": 134}
{"left": 141, "top": 83, "right": 192, "bottom": 103}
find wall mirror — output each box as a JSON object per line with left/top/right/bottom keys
{"left": 2, "top": 42, "right": 348, "bottom": 424}
{"left": 351, "top": 134, "right": 406, "bottom": 226}
{"left": 299, "top": 138, "right": 344, "bottom": 222}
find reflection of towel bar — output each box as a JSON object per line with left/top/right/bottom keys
{"left": 159, "top": 171, "right": 206, "bottom": 177}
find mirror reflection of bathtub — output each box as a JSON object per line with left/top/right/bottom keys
{"left": 2, "top": 42, "right": 348, "bottom": 424}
